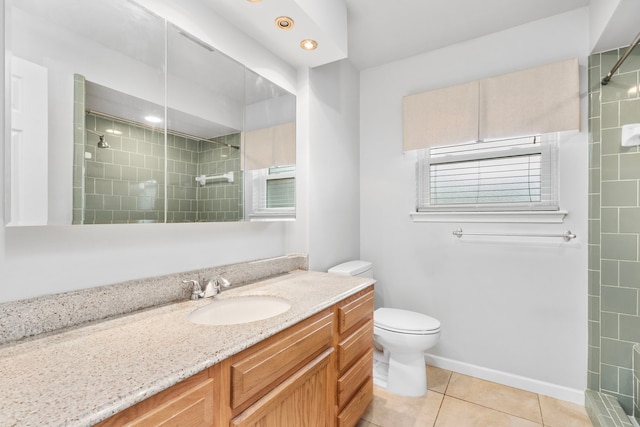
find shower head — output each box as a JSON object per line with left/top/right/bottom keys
{"left": 97, "top": 135, "right": 110, "bottom": 149}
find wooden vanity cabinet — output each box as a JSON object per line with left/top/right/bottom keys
{"left": 94, "top": 368, "right": 215, "bottom": 427}
{"left": 95, "top": 286, "right": 374, "bottom": 427}
{"left": 335, "top": 288, "right": 375, "bottom": 427}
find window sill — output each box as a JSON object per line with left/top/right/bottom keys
{"left": 409, "top": 210, "right": 568, "bottom": 224}
{"left": 248, "top": 211, "right": 296, "bottom": 222}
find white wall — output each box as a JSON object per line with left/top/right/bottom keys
{"left": 0, "top": 1, "right": 302, "bottom": 303}
{"left": 359, "top": 8, "right": 590, "bottom": 403}
{"left": 307, "top": 60, "right": 361, "bottom": 272}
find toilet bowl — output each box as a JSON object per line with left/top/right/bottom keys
{"left": 328, "top": 260, "right": 441, "bottom": 397}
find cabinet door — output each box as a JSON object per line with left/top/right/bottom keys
{"left": 231, "top": 349, "right": 334, "bottom": 427}
{"left": 128, "top": 380, "right": 214, "bottom": 427}
{"left": 94, "top": 370, "right": 214, "bottom": 427}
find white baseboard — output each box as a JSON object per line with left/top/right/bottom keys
{"left": 425, "top": 354, "right": 585, "bottom": 405}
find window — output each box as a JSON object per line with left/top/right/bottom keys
{"left": 417, "top": 134, "right": 558, "bottom": 212}
{"left": 247, "top": 165, "right": 295, "bottom": 220}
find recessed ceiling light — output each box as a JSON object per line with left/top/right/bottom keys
{"left": 144, "top": 115, "right": 163, "bottom": 124}
{"left": 275, "top": 16, "right": 294, "bottom": 30}
{"left": 300, "top": 39, "right": 318, "bottom": 51}
{"left": 246, "top": 0, "right": 262, "bottom": 2}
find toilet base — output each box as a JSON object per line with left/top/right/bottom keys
{"left": 372, "top": 349, "right": 427, "bottom": 397}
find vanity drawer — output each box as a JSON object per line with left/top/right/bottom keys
{"left": 337, "top": 348, "right": 373, "bottom": 410}
{"left": 337, "top": 287, "right": 374, "bottom": 335}
{"left": 337, "top": 376, "right": 373, "bottom": 427}
{"left": 230, "top": 309, "right": 334, "bottom": 410}
{"left": 337, "top": 319, "right": 373, "bottom": 373}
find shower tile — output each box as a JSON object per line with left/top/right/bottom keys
{"left": 590, "top": 169, "right": 601, "bottom": 189}
{"left": 619, "top": 367, "right": 635, "bottom": 401}
{"left": 94, "top": 210, "right": 114, "bottom": 224}
{"left": 137, "top": 141, "right": 153, "bottom": 155}
{"left": 138, "top": 168, "right": 152, "bottom": 181}
{"left": 590, "top": 296, "right": 601, "bottom": 322}
{"left": 121, "top": 196, "right": 137, "bottom": 211}
{"left": 95, "top": 148, "right": 114, "bottom": 164}
{"left": 104, "top": 164, "right": 122, "bottom": 181}
{"left": 601, "top": 181, "right": 637, "bottom": 207}
{"left": 602, "top": 337, "right": 634, "bottom": 368}
{"left": 589, "top": 195, "right": 600, "bottom": 219}
{"left": 601, "top": 260, "right": 619, "bottom": 286}
{"left": 590, "top": 120, "right": 601, "bottom": 145}
{"left": 86, "top": 161, "right": 105, "bottom": 179}
{"left": 602, "top": 285, "right": 638, "bottom": 315}
{"left": 620, "top": 153, "right": 640, "bottom": 179}
{"left": 601, "top": 364, "right": 620, "bottom": 392}
{"left": 620, "top": 262, "right": 640, "bottom": 288}
{"left": 620, "top": 99, "right": 640, "bottom": 126}
{"left": 602, "top": 73, "right": 638, "bottom": 102}
{"left": 601, "top": 155, "right": 619, "bottom": 181}
{"left": 122, "top": 138, "right": 138, "bottom": 153}
{"left": 601, "top": 312, "right": 619, "bottom": 339}
{"left": 601, "top": 208, "right": 619, "bottom": 233}
{"left": 590, "top": 68, "right": 605, "bottom": 96}
{"left": 620, "top": 208, "right": 640, "bottom": 233}
{"left": 619, "top": 48, "right": 640, "bottom": 74}
{"left": 129, "top": 153, "right": 145, "bottom": 168}
{"left": 590, "top": 344, "right": 602, "bottom": 371}
{"left": 85, "top": 194, "right": 104, "bottom": 210}
{"left": 95, "top": 179, "right": 113, "bottom": 195}
{"left": 620, "top": 315, "right": 640, "bottom": 345}
{"left": 601, "top": 234, "right": 638, "bottom": 261}
{"left": 113, "top": 150, "right": 130, "bottom": 166}
{"left": 601, "top": 102, "right": 620, "bottom": 128}
{"left": 121, "top": 166, "right": 137, "bottom": 181}
{"left": 602, "top": 128, "right": 623, "bottom": 155}
{"left": 104, "top": 195, "right": 121, "bottom": 210}
{"left": 589, "top": 245, "right": 601, "bottom": 271}
{"left": 589, "top": 270, "right": 601, "bottom": 296}
{"left": 590, "top": 320, "right": 601, "bottom": 345}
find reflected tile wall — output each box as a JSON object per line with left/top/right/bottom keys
{"left": 77, "top": 112, "right": 242, "bottom": 224}
{"left": 588, "top": 46, "right": 640, "bottom": 416}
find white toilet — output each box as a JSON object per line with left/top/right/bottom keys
{"left": 328, "top": 260, "right": 441, "bottom": 397}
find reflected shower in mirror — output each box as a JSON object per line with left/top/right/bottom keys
{"left": 4, "top": 0, "right": 296, "bottom": 226}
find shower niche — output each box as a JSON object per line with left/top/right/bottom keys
{"left": 4, "top": 0, "right": 296, "bottom": 226}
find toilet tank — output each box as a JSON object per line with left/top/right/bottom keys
{"left": 328, "top": 260, "right": 373, "bottom": 278}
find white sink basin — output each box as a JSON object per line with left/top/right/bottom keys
{"left": 187, "top": 296, "right": 291, "bottom": 326}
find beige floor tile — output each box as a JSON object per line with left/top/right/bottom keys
{"left": 355, "top": 420, "right": 379, "bottom": 427}
{"left": 427, "top": 365, "right": 452, "bottom": 394}
{"left": 361, "top": 385, "right": 444, "bottom": 427}
{"left": 445, "top": 373, "right": 542, "bottom": 424}
{"left": 435, "top": 396, "right": 542, "bottom": 427}
{"left": 538, "top": 395, "right": 593, "bottom": 427}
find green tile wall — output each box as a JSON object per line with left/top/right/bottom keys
{"left": 74, "top": 108, "right": 242, "bottom": 224}
{"left": 589, "top": 46, "right": 640, "bottom": 416}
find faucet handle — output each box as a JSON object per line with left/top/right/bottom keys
{"left": 216, "top": 276, "right": 231, "bottom": 288}
{"left": 183, "top": 280, "right": 204, "bottom": 300}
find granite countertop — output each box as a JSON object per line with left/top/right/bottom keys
{"left": 0, "top": 270, "right": 373, "bottom": 427}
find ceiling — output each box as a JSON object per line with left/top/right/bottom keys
{"left": 205, "top": 0, "right": 592, "bottom": 70}
{"left": 345, "top": 0, "right": 591, "bottom": 70}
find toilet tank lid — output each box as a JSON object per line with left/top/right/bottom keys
{"left": 374, "top": 308, "right": 441, "bottom": 333}
{"left": 328, "top": 260, "right": 372, "bottom": 276}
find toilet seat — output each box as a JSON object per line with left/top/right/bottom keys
{"left": 374, "top": 308, "right": 440, "bottom": 335}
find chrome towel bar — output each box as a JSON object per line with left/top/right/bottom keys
{"left": 452, "top": 228, "right": 576, "bottom": 242}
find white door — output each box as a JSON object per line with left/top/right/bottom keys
{"left": 9, "top": 56, "right": 48, "bottom": 225}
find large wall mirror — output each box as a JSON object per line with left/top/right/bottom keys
{"left": 4, "top": 0, "right": 296, "bottom": 226}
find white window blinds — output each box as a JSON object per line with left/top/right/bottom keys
{"left": 417, "top": 135, "right": 558, "bottom": 211}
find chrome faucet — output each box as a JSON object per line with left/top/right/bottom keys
{"left": 183, "top": 276, "right": 231, "bottom": 300}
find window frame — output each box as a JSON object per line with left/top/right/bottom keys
{"left": 415, "top": 134, "right": 561, "bottom": 216}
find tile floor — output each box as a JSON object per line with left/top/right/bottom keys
{"left": 357, "top": 366, "right": 593, "bottom": 427}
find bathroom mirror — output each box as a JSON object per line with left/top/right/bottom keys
{"left": 3, "top": 0, "right": 296, "bottom": 226}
